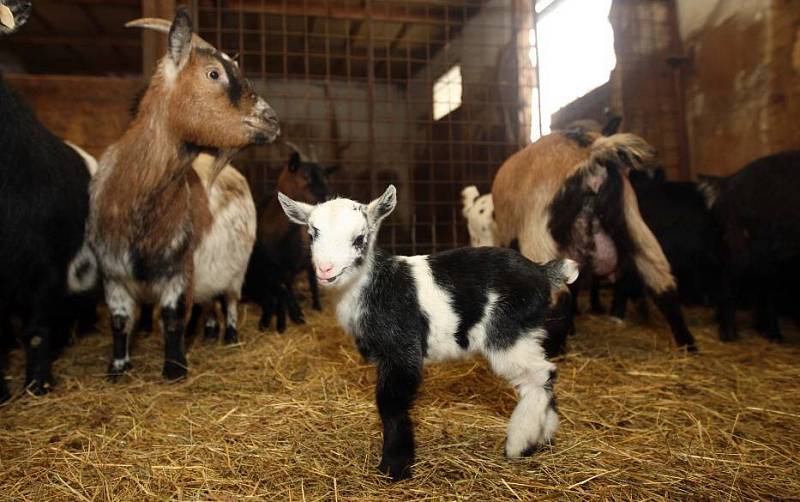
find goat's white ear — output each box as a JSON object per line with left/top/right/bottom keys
{"left": 278, "top": 192, "right": 313, "bottom": 225}
{"left": 367, "top": 185, "right": 397, "bottom": 225}
{"left": 461, "top": 185, "right": 479, "bottom": 215}
{"left": 168, "top": 6, "right": 193, "bottom": 68}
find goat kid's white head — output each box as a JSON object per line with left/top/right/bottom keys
{"left": 129, "top": 7, "right": 280, "bottom": 148}
{"left": 278, "top": 185, "right": 397, "bottom": 288}
{"left": 0, "top": 0, "right": 31, "bottom": 35}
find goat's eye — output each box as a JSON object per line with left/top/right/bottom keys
{"left": 207, "top": 70, "right": 220, "bottom": 80}
{"left": 353, "top": 235, "right": 365, "bottom": 248}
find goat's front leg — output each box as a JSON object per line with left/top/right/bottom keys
{"left": 307, "top": 262, "right": 322, "bottom": 311}
{"left": 105, "top": 281, "right": 136, "bottom": 380}
{"left": 160, "top": 278, "right": 188, "bottom": 380}
{"left": 284, "top": 279, "right": 305, "bottom": 325}
{"left": 222, "top": 294, "right": 239, "bottom": 344}
{"left": 375, "top": 358, "right": 422, "bottom": 481}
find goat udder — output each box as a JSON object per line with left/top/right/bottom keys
{"left": 592, "top": 230, "right": 618, "bottom": 278}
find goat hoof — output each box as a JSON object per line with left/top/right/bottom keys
{"left": 378, "top": 456, "right": 413, "bottom": 481}
{"left": 224, "top": 327, "right": 238, "bottom": 345}
{"left": 106, "top": 359, "right": 132, "bottom": 381}
{"left": 204, "top": 325, "right": 219, "bottom": 341}
{"left": 313, "top": 302, "right": 322, "bottom": 311}
{"left": 26, "top": 377, "right": 53, "bottom": 396}
{"left": 719, "top": 331, "right": 739, "bottom": 342}
{"left": 162, "top": 360, "right": 188, "bottom": 381}
{"left": 291, "top": 315, "right": 306, "bottom": 325}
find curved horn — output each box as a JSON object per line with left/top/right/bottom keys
{"left": 125, "top": 17, "right": 216, "bottom": 51}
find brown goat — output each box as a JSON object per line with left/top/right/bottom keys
{"left": 492, "top": 131, "right": 696, "bottom": 351}
{"left": 88, "top": 7, "right": 279, "bottom": 380}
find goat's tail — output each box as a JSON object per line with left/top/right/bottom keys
{"left": 67, "top": 242, "right": 98, "bottom": 293}
{"left": 544, "top": 258, "right": 580, "bottom": 287}
{"left": 587, "top": 133, "right": 656, "bottom": 175}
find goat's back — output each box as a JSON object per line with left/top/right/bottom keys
{"left": 491, "top": 132, "right": 594, "bottom": 258}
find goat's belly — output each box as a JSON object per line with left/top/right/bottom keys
{"left": 193, "top": 211, "right": 255, "bottom": 302}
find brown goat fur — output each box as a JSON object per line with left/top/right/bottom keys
{"left": 492, "top": 131, "right": 695, "bottom": 350}
{"left": 88, "top": 7, "right": 278, "bottom": 380}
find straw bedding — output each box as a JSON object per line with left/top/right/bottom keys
{"left": 1, "top": 294, "right": 798, "bottom": 500}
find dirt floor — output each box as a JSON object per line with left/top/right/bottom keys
{"left": 0, "top": 293, "right": 799, "bottom": 501}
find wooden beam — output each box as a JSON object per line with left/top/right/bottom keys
{"left": 8, "top": 35, "right": 141, "bottom": 47}
{"left": 141, "top": 0, "right": 175, "bottom": 77}
{"left": 219, "top": 0, "right": 442, "bottom": 25}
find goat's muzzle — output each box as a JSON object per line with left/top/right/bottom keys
{"left": 246, "top": 98, "right": 280, "bottom": 145}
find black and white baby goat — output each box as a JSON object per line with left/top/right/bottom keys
{"left": 279, "top": 185, "right": 579, "bottom": 481}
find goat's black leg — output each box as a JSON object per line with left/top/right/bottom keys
{"left": 275, "top": 287, "right": 288, "bottom": 333}
{"left": 285, "top": 280, "right": 306, "bottom": 325}
{"left": 137, "top": 303, "right": 155, "bottom": 335}
{"left": 651, "top": 289, "right": 697, "bottom": 351}
{"left": 589, "top": 276, "right": 605, "bottom": 314}
{"left": 610, "top": 283, "right": 629, "bottom": 320}
{"left": 376, "top": 358, "right": 422, "bottom": 481}
{"left": 717, "top": 270, "right": 739, "bottom": 342}
{"left": 307, "top": 262, "right": 322, "bottom": 311}
{"left": 161, "top": 295, "right": 188, "bottom": 381}
{"left": 0, "top": 310, "right": 9, "bottom": 403}
{"left": 258, "top": 291, "right": 275, "bottom": 332}
{"left": 23, "top": 312, "right": 55, "bottom": 396}
{"left": 755, "top": 290, "right": 782, "bottom": 342}
{"left": 543, "top": 291, "right": 572, "bottom": 358}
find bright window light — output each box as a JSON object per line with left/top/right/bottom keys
{"left": 433, "top": 65, "right": 462, "bottom": 120}
{"left": 531, "top": 0, "right": 616, "bottom": 140}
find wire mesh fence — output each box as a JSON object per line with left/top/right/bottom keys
{"left": 192, "top": 0, "right": 536, "bottom": 255}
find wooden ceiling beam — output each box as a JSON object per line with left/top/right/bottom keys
{"left": 215, "top": 0, "right": 443, "bottom": 25}
{"left": 8, "top": 35, "right": 141, "bottom": 47}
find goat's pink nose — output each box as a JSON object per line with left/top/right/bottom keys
{"left": 316, "top": 262, "right": 335, "bottom": 279}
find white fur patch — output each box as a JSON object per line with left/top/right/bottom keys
{"left": 486, "top": 330, "right": 558, "bottom": 456}
{"left": 462, "top": 191, "right": 498, "bottom": 247}
{"left": 402, "top": 256, "right": 463, "bottom": 362}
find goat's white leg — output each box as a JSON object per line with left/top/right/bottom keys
{"left": 487, "top": 333, "right": 559, "bottom": 457}
{"left": 105, "top": 281, "right": 136, "bottom": 379}
{"left": 223, "top": 293, "right": 239, "bottom": 344}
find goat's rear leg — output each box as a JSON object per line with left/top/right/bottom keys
{"left": 488, "top": 336, "right": 559, "bottom": 458}
{"left": 105, "top": 282, "right": 136, "bottom": 380}
{"left": 376, "top": 357, "right": 422, "bottom": 481}
{"left": 755, "top": 290, "right": 783, "bottom": 342}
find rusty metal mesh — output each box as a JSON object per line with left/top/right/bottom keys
{"left": 192, "top": 0, "right": 536, "bottom": 254}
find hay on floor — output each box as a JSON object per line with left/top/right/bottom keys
{"left": 1, "top": 295, "right": 799, "bottom": 500}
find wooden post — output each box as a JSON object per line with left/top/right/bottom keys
{"left": 141, "top": 0, "right": 176, "bottom": 78}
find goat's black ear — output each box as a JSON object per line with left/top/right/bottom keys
{"left": 168, "top": 6, "right": 193, "bottom": 68}
{"left": 288, "top": 151, "right": 301, "bottom": 172}
{"left": 602, "top": 116, "right": 623, "bottom": 136}
{"left": 323, "top": 165, "right": 340, "bottom": 177}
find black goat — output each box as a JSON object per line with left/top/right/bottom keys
{"left": 602, "top": 169, "right": 721, "bottom": 320}
{"left": 701, "top": 150, "right": 800, "bottom": 342}
{"left": 0, "top": 75, "right": 91, "bottom": 399}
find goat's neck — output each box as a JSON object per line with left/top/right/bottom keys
{"left": 115, "top": 109, "right": 197, "bottom": 192}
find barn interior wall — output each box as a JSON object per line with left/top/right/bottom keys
{"left": 5, "top": 75, "right": 140, "bottom": 158}
{"left": 677, "top": 0, "right": 800, "bottom": 176}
